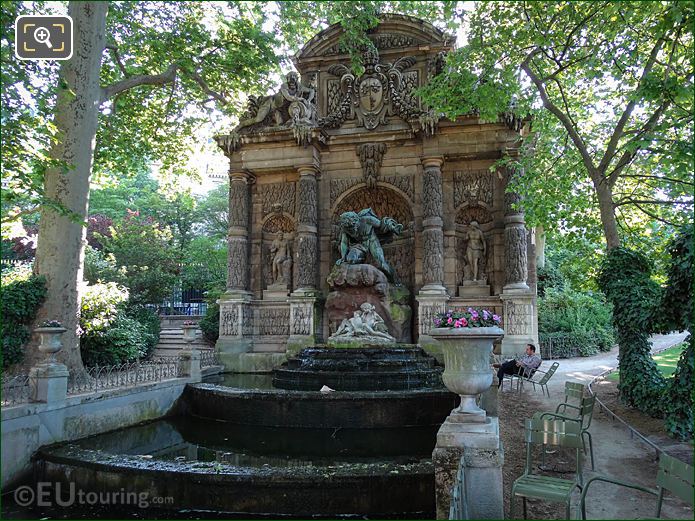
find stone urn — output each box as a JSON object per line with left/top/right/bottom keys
{"left": 181, "top": 324, "right": 197, "bottom": 346}
{"left": 34, "top": 326, "right": 67, "bottom": 363}
{"left": 430, "top": 326, "right": 504, "bottom": 418}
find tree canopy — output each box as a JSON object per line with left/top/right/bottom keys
{"left": 422, "top": 1, "right": 693, "bottom": 252}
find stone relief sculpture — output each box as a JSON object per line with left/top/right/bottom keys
{"left": 463, "top": 221, "right": 487, "bottom": 282}
{"left": 237, "top": 72, "right": 316, "bottom": 131}
{"left": 357, "top": 142, "right": 387, "bottom": 189}
{"left": 330, "top": 302, "right": 396, "bottom": 344}
{"left": 270, "top": 231, "right": 293, "bottom": 286}
{"left": 335, "top": 208, "right": 403, "bottom": 283}
{"left": 321, "top": 48, "right": 420, "bottom": 130}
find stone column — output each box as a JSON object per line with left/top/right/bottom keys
{"left": 225, "top": 169, "right": 254, "bottom": 297}
{"left": 420, "top": 157, "right": 446, "bottom": 295}
{"left": 500, "top": 156, "right": 537, "bottom": 356}
{"left": 417, "top": 157, "right": 449, "bottom": 357}
{"left": 217, "top": 169, "right": 254, "bottom": 367}
{"left": 288, "top": 164, "right": 320, "bottom": 352}
{"left": 294, "top": 164, "right": 319, "bottom": 295}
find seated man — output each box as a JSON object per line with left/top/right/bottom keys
{"left": 494, "top": 343, "right": 541, "bottom": 388}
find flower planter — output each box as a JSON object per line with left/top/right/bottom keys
{"left": 430, "top": 326, "right": 504, "bottom": 417}
{"left": 34, "top": 326, "right": 67, "bottom": 363}
{"left": 182, "top": 325, "right": 198, "bottom": 345}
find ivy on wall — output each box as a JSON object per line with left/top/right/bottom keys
{"left": 599, "top": 248, "right": 665, "bottom": 416}
{"left": 657, "top": 224, "right": 693, "bottom": 440}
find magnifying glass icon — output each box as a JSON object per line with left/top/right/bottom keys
{"left": 33, "top": 26, "right": 53, "bottom": 49}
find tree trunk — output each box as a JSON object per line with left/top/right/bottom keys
{"left": 594, "top": 178, "right": 621, "bottom": 250}
{"left": 28, "top": 2, "right": 108, "bottom": 372}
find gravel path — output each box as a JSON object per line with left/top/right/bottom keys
{"left": 500, "top": 331, "right": 693, "bottom": 520}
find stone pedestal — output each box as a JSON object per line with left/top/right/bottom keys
{"left": 263, "top": 283, "right": 290, "bottom": 301}
{"left": 216, "top": 296, "right": 254, "bottom": 369}
{"left": 287, "top": 295, "right": 319, "bottom": 356}
{"left": 30, "top": 362, "right": 68, "bottom": 403}
{"left": 458, "top": 280, "right": 491, "bottom": 297}
{"left": 499, "top": 292, "right": 537, "bottom": 357}
{"left": 415, "top": 294, "right": 449, "bottom": 361}
{"left": 180, "top": 348, "right": 202, "bottom": 381}
{"left": 325, "top": 264, "right": 411, "bottom": 343}
{"left": 433, "top": 416, "right": 504, "bottom": 520}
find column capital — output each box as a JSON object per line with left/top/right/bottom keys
{"left": 229, "top": 169, "right": 255, "bottom": 183}
{"left": 421, "top": 156, "right": 444, "bottom": 169}
{"left": 297, "top": 163, "right": 320, "bottom": 177}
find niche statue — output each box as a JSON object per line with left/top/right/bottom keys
{"left": 335, "top": 208, "right": 403, "bottom": 283}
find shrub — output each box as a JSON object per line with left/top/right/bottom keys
{"left": 538, "top": 331, "right": 600, "bottom": 359}
{"left": 81, "top": 315, "right": 155, "bottom": 367}
{"left": 1, "top": 264, "right": 46, "bottom": 367}
{"left": 538, "top": 287, "right": 615, "bottom": 355}
{"left": 83, "top": 245, "right": 121, "bottom": 284}
{"left": 199, "top": 302, "right": 219, "bottom": 344}
{"left": 79, "top": 282, "right": 160, "bottom": 366}
{"left": 536, "top": 263, "right": 565, "bottom": 297}
{"left": 123, "top": 304, "right": 161, "bottom": 358}
{"left": 79, "top": 281, "right": 129, "bottom": 335}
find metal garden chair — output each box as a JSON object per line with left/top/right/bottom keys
{"left": 535, "top": 393, "right": 597, "bottom": 470}
{"left": 515, "top": 361, "right": 560, "bottom": 397}
{"left": 579, "top": 453, "right": 694, "bottom": 519}
{"left": 510, "top": 416, "right": 584, "bottom": 520}
{"left": 556, "top": 381, "right": 587, "bottom": 412}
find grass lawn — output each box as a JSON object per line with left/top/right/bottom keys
{"left": 607, "top": 342, "right": 686, "bottom": 381}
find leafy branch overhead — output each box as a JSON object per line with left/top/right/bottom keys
{"left": 420, "top": 1, "right": 693, "bottom": 249}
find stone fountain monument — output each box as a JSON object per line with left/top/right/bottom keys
{"left": 213, "top": 14, "right": 538, "bottom": 373}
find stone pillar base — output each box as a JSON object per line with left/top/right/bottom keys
{"left": 499, "top": 292, "right": 537, "bottom": 358}
{"left": 263, "top": 283, "right": 290, "bottom": 301}
{"left": 30, "top": 362, "right": 68, "bottom": 403}
{"left": 180, "top": 348, "right": 202, "bottom": 381}
{"left": 415, "top": 294, "right": 449, "bottom": 360}
{"left": 458, "top": 281, "right": 491, "bottom": 297}
{"left": 433, "top": 416, "right": 504, "bottom": 520}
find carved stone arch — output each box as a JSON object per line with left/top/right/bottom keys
{"left": 455, "top": 203, "right": 493, "bottom": 226}
{"left": 262, "top": 212, "right": 296, "bottom": 233}
{"left": 331, "top": 185, "right": 415, "bottom": 288}
{"left": 332, "top": 183, "right": 415, "bottom": 225}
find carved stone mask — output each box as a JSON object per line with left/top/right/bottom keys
{"left": 287, "top": 72, "right": 298, "bottom": 92}
{"left": 359, "top": 77, "right": 383, "bottom": 113}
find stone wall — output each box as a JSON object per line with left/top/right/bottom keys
{"left": 1, "top": 378, "right": 191, "bottom": 490}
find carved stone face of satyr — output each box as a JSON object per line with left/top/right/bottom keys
{"left": 286, "top": 72, "right": 298, "bottom": 94}
{"left": 359, "top": 77, "right": 383, "bottom": 113}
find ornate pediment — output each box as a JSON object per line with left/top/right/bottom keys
{"left": 296, "top": 14, "right": 453, "bottom": 60}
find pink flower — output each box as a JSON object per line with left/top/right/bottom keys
{"left": 447, "top": 317, "right": 453, "bottom": 325}
{"left": 459, "top": 317, "right": 468, "bottom": 327}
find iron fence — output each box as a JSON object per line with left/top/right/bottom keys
{"left": 1, "top": 373, "right": 33, "bottom": 407}
{"left": 200, "top": 349, "right": 220, "bottom": 367}
{"left": 67, "top": 359, "right": 182, "bottom": 396}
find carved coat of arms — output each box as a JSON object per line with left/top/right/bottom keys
{"left": 321, "top": 48, "right": 419, "bottom": 130}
